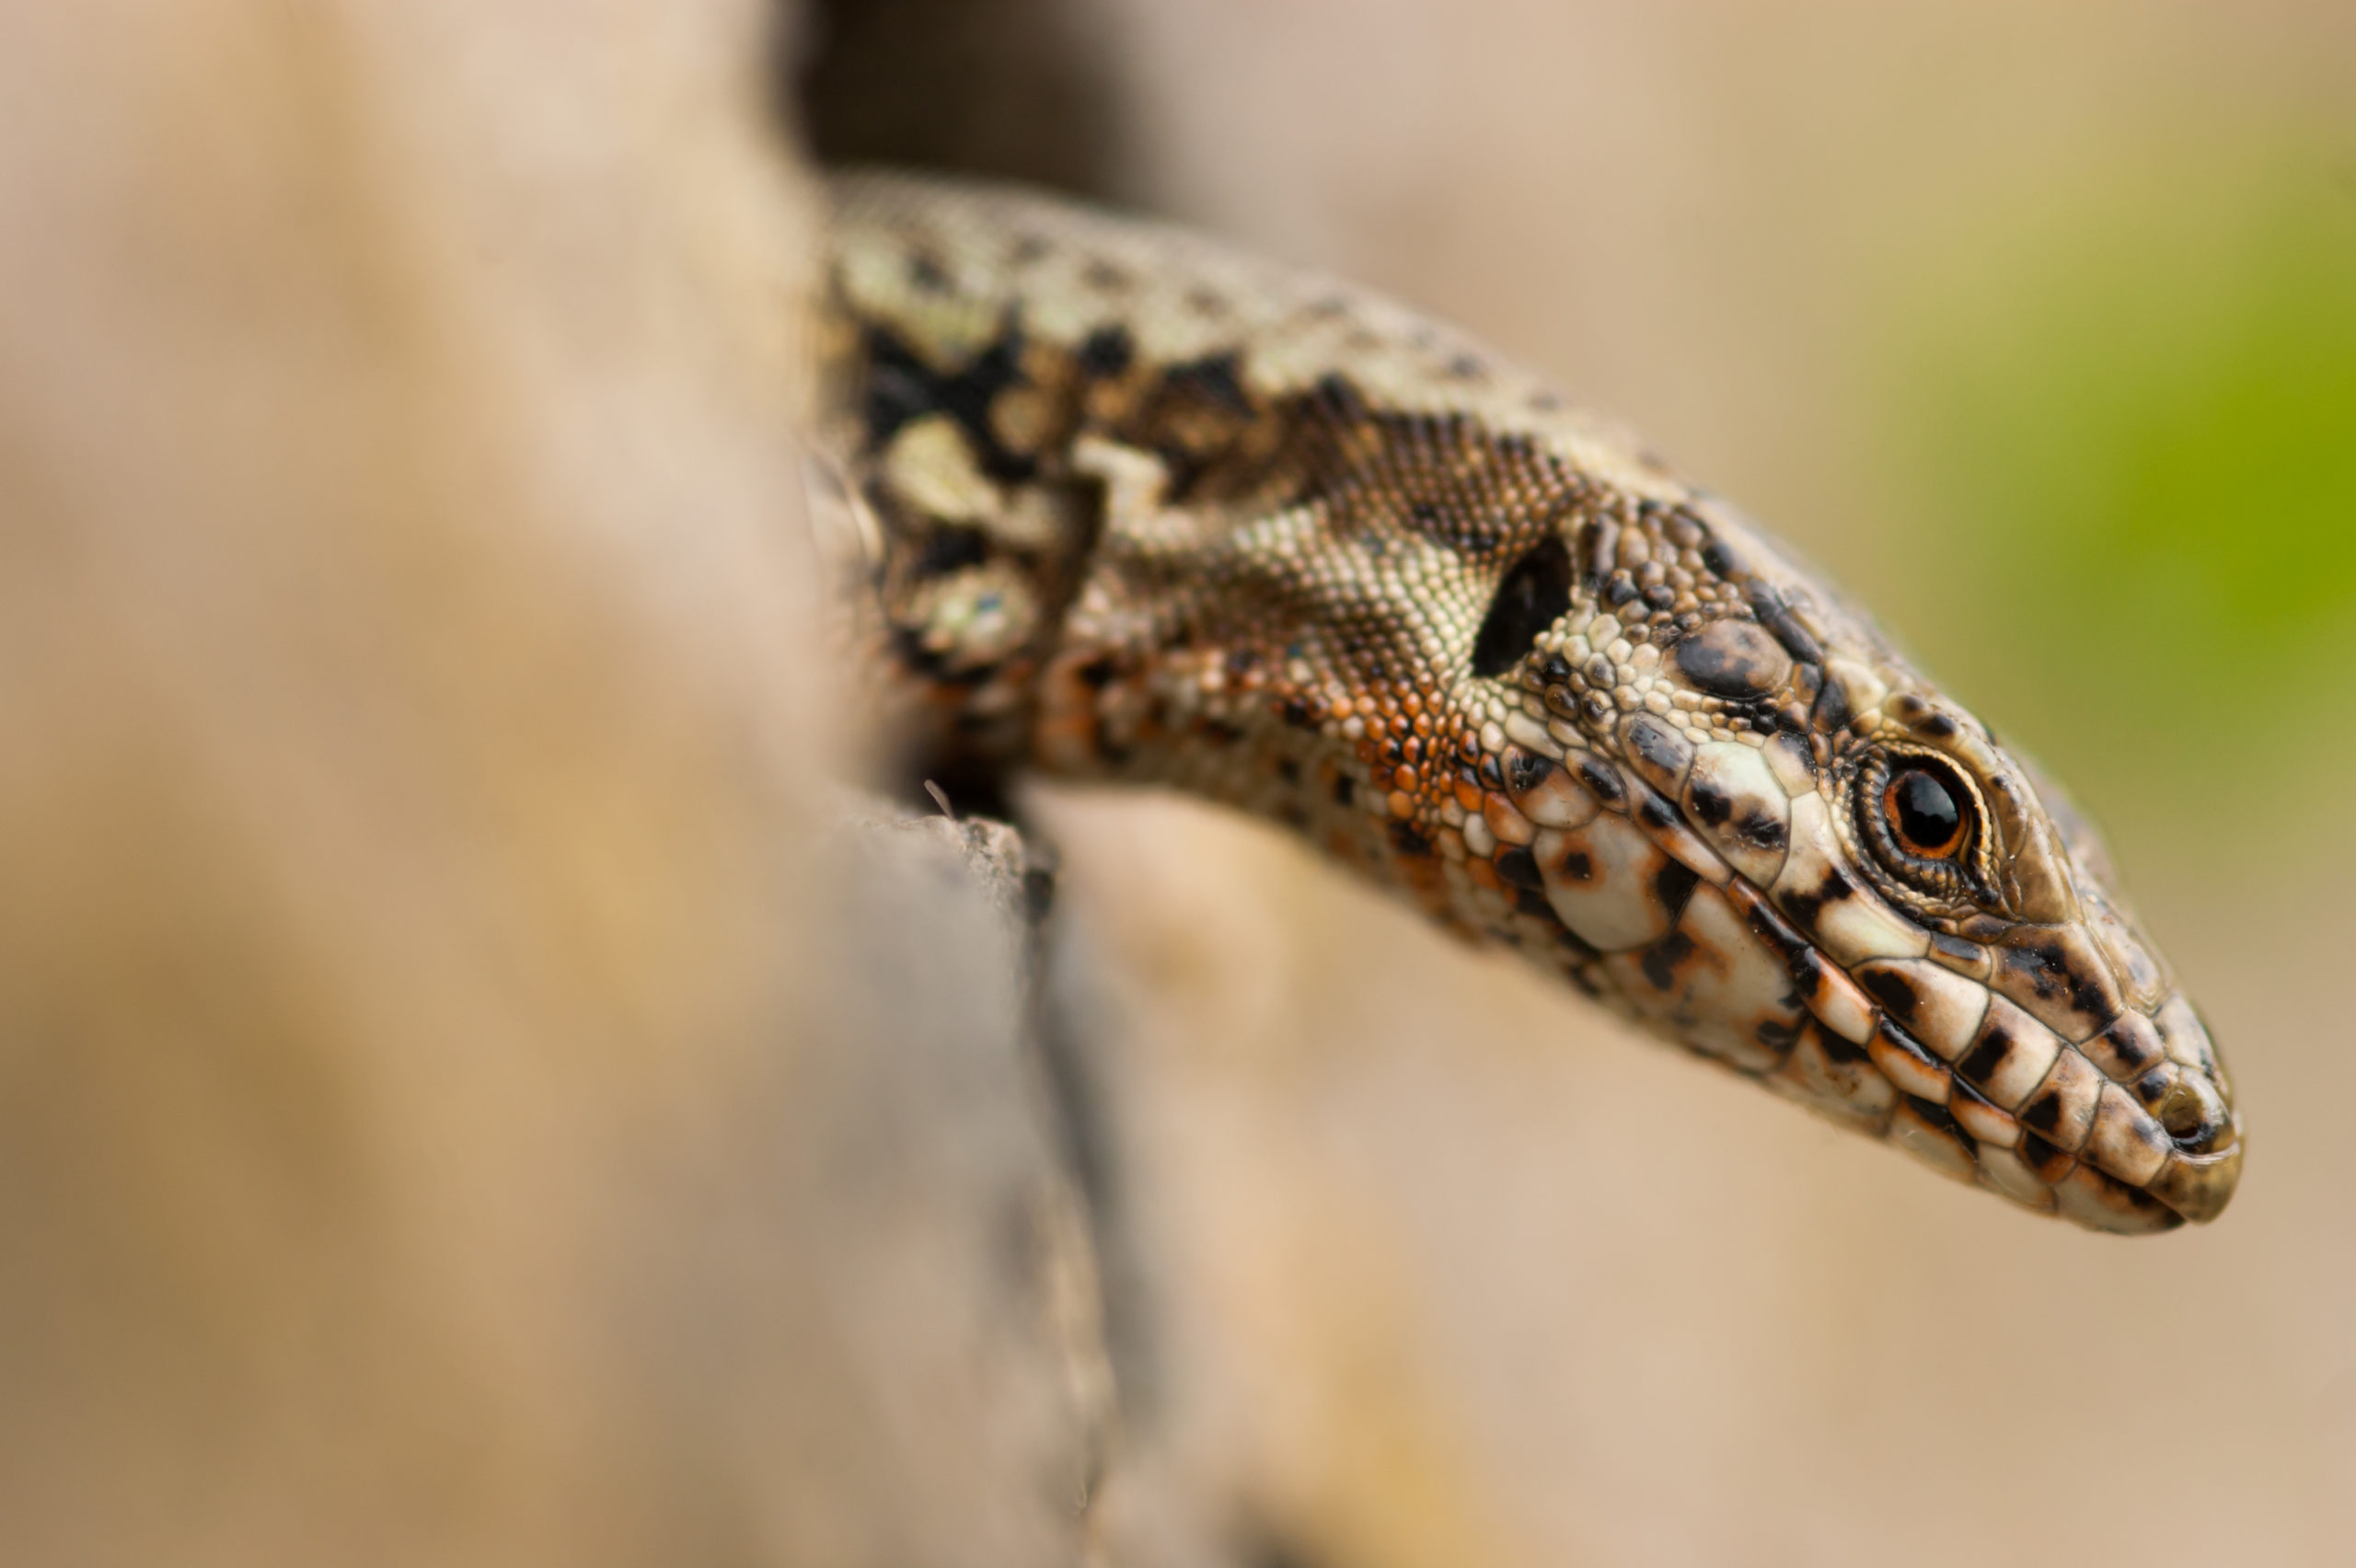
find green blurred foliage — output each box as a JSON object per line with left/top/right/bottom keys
{"left": 1875, "top": 150, "right": 2356, "bottom": 862}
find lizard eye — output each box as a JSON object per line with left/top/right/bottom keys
{"left": 1852, "top": 748, "right": 1987, "bottom": 907}
{"left": 1884, "top": 767, "right": 1965, "bottom": 859}
{"left": 1471, "top": 535, "right": 1573, "bottom": 677}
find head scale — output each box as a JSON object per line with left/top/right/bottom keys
{"left": 1458, "top": 496, "right": 2240, "bottom": 1232}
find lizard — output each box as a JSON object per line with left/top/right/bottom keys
{"left": 809, "top": 168, "right": 2242, "bottom": 1234}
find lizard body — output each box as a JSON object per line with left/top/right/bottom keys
{"left": 814, "top": 169, "right": 2242, "bottom": 1233}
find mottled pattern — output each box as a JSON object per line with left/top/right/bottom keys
{"left": 814, "top": 170, "right": 2242, "bottom": 1233}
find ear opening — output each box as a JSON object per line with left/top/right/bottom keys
{"left": 1471, "top": 535, "right": 1573, "bottom": 678}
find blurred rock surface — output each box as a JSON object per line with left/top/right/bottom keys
{"left": 0, "top": 4, "right": 1111, "bottom": 1564}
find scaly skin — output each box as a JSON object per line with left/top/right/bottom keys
{"left": 813, "top": 169, "right": 2242, "bottom": 1233}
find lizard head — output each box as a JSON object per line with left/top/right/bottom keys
{"left": 1456, "top": 494, "right": 2241, "bottom": 1232}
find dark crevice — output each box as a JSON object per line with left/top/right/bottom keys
{"left": 1470, "top": 534, "right": 1574, "bottom": 678}
{"left": 788, "top": 0, "right": 1127, "bottom": 200}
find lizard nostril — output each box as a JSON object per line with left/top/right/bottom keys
{"left": 2151, "top": 1071, "right": 2229, "bottom": 1154}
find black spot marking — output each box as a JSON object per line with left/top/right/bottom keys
{"left": 1512, "top": 885, "right": 1556, "bottom": 921}
{"left": 1742, "top": 895, "right": 1811, "bottom": 968}
{"left": 1577, "top": 757, "right": 1624, "bottom": 806}
{"left": 1701, "top": 536, "right": 1742, "bottom": 578}
{"left": 861, "top": 320, "right": 1036, "bottom": 482}
{"left": 2096, "top": 1016, "right": 2162, "bottom": 1076}
{"left": 1504, "top": 749, "right": 1556, "bottom": 796}
{"left": 2070, "top": 973, "right": 2111, "bottom": 1020}
{"left": 1625, "top": 716, "right": 1694, "bottom": 784}
{"left": 1076, "top": 655, "right": 1119, "bottom": 688}
{"left": 1143, "top": 440, "right": 1208, "bottom": 502}
{"left": 1777, "top": 868, "right": 1854, "bottom": 934}
{"left": 1859, "top": 969, "right": 1920, "bottom": 1023}
{"left": 1494, "top": 847, "right": 1544, "bottom": 891}
{"left": 1390, "top": 821, "right": 1433, "bottom": 857}
{"left": 1999, "top": 941, "right": 2113, "bottom": 1025}
{"left": 2019, "top": 1129, "right": 2072, "bottom": 1181}
{"left": 905, "top": 250, "right": 954, "bottom": 294}
{"left": 1653, "top": 859, "right": 1702, "bottom": 924}
{"left": 1958, "top": 1024, "right": 2014, "bottom": 1088}
{"left": 1558, "top": 849, "right": 1594, "bottom": 882}
{"left": 1641, "top": 928, "right": 1697, "bottom": 991}
{"left": 1333, "top": 774, "right": 1356, "bottom": 807}
{"left": 1905, "top": 1093, "right": 1977, "bottom": 1155}
{"left": 1674, "top": 618, "right": 1793, "bottom": 698}
{"left": 1311, "top": 372, "right": 1369, "bottom": 424}
{"left": 1756, "top": 1016, "right": 1804, "bottom": 1051}
{"left": 1736, "top": 812, "right": 1787, "bottom": 851}
{"left": 1280, "top": 698, "right": 1313, "bottom": 728}
{"left": 890, "top": 625, "right": 996, "bottom": 686}
{"left": 1161, "top": 351, "right": 1254, "bottom": 415}
{"left": 1818, "top": 1018, "right": 1871, "bottom": 1065}
{"left": 1075, "top": 323, "right": 1134, "bottom": 380}
{"left": 1606, "top": 572, "right": 1641, "bottom": 607}
{"left": 1915, "top": 712, "right": 1958, "bottom": 740}
{"left": 1471, "top": 536, "right": 1575, "bottom": 678}
{"left": 1809, "top": 672, "right": 1852, "bottom": 734}
{"left": 2079, "top": 1167, "right": 2179, "bottom": 1227}
{"left": 2020, "top": 1088, "right": 2064, "bottom": 1134}
{"left": 913, "top": 525, "right": 989, "bottom": 577}
{"left": 1748, "top": 582, "right": 1826, "bottom": 664}
{"left": 1690, "top": 781, "right": 1734, "bottom": 826}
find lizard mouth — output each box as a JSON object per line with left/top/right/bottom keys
{"left": 1934, "top": 992, "right": 2241, "bottom": 1234}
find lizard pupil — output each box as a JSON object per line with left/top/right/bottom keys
{"left": 1470, "top": 535, "right": 1573, "bottom": 678}
{"left": 1885, "top": 768, "right": 1963, "bottom": 858}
